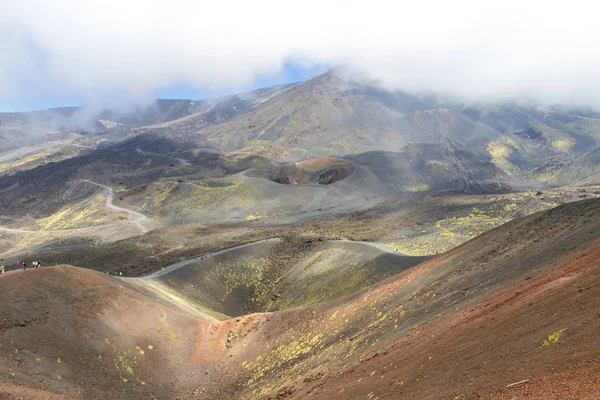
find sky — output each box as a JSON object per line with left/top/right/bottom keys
{"left": 1, "top": 0, "right": 600, "bottom": 112}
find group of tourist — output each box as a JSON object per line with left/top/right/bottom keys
{"left": 0, "top": 260, "right": 42, "bottom": 274}
{"left": 99, "top": 252, "right": 215, "bottom": 279}
{"left": 197, "top": 252, "right": 213, "bottom": 261}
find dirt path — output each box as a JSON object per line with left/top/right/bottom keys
{"left": 146, "top": 238, "right": 282, "bottom": 278}
{"left": 336, "top": 239, "right": 411, "bottom": 255}
{"left": 0, "top": 179, "right": 150, "bottom": 234}
{"left": 81, "top": 179, "right": 149, "bottom": 233}
{"left": 145, "top": 238, "right": 417, "bottom": 279}
{"left": 131, "top": 279, "right": 226, "bottom": 321}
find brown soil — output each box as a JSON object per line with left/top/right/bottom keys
{"left": 1, "top": 198, "right": 599, "bottom": 399}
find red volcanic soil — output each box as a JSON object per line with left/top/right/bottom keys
{"left": 1, "top": 198, "right": 600, "bottom": 399}
{"left": 299, "top": 240, "right": 600, "bottom": 399}
{"left": 209, "top": 198, "right": 600, "bottom": 400}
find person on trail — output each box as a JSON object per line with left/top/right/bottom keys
{"left": 32, "top": 261, "right": 37, "bottom": 268}
{"left": 119, "top": 271, "right": 123, "bottom": 276}
{"left": 114, "top": 272, "right": 118, "bottom": 276}
{"left": 23, "top": 262, "right": 27, "bottom": 270}
{"left": 16, "top": 261, "right": 20, "bottom": 270}
{"left": 0, "top": 265, "right": 4, "bottom": 274}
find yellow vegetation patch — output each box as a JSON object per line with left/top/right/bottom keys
{"left": 0, "top": 151, "right": 54, "bottom": 174}
{"left": 384, "top": 192, "right": 572, "bottom": 255}
{"left": 542, "top": 329, "right": 566, "bottom": 347}
{"left": 246, "top": 213, "right": 261, "bottom": 221}
{"left": 38, "top": 193, "right": 117, "bottom": 230}
{"left": 487, "top": 139, "right": 520, "bottom": 175}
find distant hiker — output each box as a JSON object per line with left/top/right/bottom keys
{"left": 114, "top": 272, "right": 118, "bottom": 276}
{"left": 435, "top": 250, "right": 439, "bottom": 255}
{"left": 119, "top": 271, "right": 123, "bottom": 276}
{"left": 0, "top": 265, "right": 4, "bottom": 274}
{"left": 32, "top": 261, "right": 37, "bottom": 268}
{"left": 16, "top": 261, "right": 20, "bottom": 270}
{"left": 23, "top": 262, "right": 27, "bottom": 270}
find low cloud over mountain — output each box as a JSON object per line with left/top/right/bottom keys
{"left": 2, "top": 0, "right": 600, "bottom": 110}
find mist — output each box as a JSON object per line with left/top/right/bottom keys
{"left": 2, "top": 0, "right": 600, "bottom": 111}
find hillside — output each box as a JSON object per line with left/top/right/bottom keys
{"left": 3, "top": 72, "right": 600, "bottom": 213}
{"left": 1, "top": 197, "right": 599, "bottom": 399}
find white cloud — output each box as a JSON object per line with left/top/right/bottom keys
{"left": 2, "top": 0, "right": 600, "bottom": 108}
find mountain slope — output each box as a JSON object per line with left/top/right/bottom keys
{"left": 1, "top": 197, "right": 599, "bottom": 399}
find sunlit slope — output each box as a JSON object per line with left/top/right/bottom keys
{"left": 0, "top": 266, "right": 221, "bottom": 399}
{"left": 210, "top": 197, "right": 600, "bottom": 399}
{"left": 1, "top": 198, "right": 600, "bottom": 399}
{"left": 126, "top": 158, "right": 388, "bottom": 224}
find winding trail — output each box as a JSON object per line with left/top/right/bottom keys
{"left": 146, "top": 238, "right": 282, "bottom": 278}
{"left": 145, "top": 238, "right": 415, "bottom": 279}
{"left": 0, "top": 179, "right": 150, "bottom": 234}
{"left": 80, "top": 180, "right": 149, "bottom": 233}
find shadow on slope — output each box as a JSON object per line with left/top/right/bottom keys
{"left": 346, "top": 141, "right": 514, "bottom": 194}
{"left": 152, "top": 239, "right": 427, "bottom": 317}
{"left": 266, "top": 157, "right": 354, "bottom": 185}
